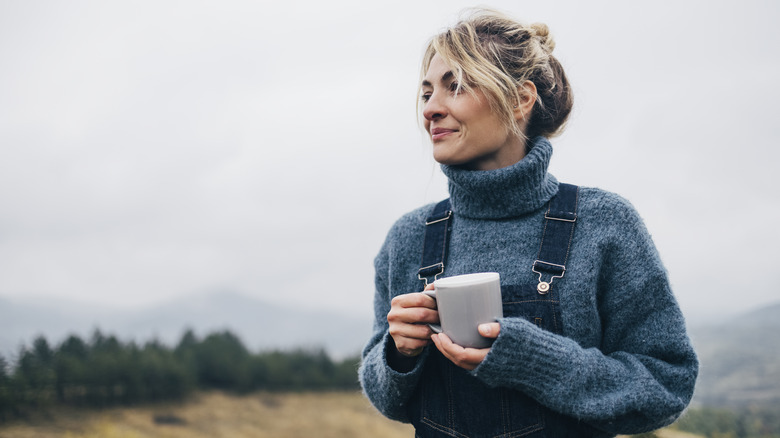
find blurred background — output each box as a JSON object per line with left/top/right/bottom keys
{"left": 0, "top": 0, "right": 779, "bottom": 436}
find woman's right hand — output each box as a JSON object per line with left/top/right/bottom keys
{"left": 387, "top": 284, "right": 439, "bottom": 358}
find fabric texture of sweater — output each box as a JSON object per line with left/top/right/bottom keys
{"left": 358, "top": 137, "right": 698, "bottom": 436}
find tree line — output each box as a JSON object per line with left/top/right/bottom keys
{"left": 670, "top": 406, "right": 780, "bottom": 438}
{"left": 0, "top": 329, "right": 360, "bottom": 422}
{"left": 4, "top": 329, "right": 780, "bottom": 437}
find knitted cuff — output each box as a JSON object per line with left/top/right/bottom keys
{"left": 472, "top": 316, "right": 578, "bottom": 395}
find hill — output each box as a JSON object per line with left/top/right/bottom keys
{"left": 0, "top": 291, "right": 371, "bottom": 359}
{"left": 689, "top": 301, "right": 780, "bottom": 407}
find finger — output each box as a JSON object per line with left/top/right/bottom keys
{"left": 393, "top": 332, "right": 433, "bottom": 353}
{"left": 387, "top": 307, "right": 440, "bottom": 325}
{"left": 391, "top": 292, "right": 437, "bottom": 310}
{"left": 388, "top": 322, "right": 435, "bottom": 341}
{"left": 432, "top": 333, "right": 490, "bottom": 371}
{"left": 431, "top": 333, "right": 462, "bottom": 364}
{"left": 431, "top": 333, "right": 464, "bottom": 357}
{"left": 478, "top": 322, "right": 501, "bottom": 339}
{"left": 391, "top": 336, "right": 428, "bottom": 357}
{"left": 394, "top": 339, "right": 430, "bottom": 357}
{"left": 415, "top": 292, "right": 438, "bottom": 309}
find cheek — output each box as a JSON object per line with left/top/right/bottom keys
{"left": 480, "top": 113, "right": 509, "bottom": 135}
{"left": 468, "top": 115, "right": 497, "bottom": 138}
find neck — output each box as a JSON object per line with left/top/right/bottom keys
{"left": 464, "top": 136, "right": 527, "bottom": 171}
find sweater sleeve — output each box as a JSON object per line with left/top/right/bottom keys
{"left": 471, "top": 194, "right": 699, "bottom": 435}
{"left": 358, "top": 226, "right": 429, "bottom": 423}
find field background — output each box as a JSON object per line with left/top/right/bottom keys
{"left": 0, "top": 391, "right": 412, "bottom": 438}
{"left": 0, "top": 391, "right": 701, "bottom": 438}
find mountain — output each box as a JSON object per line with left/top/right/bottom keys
{"left": 0, "top": 291, "right": 372, "bottom": 360}
{"left": 689, "top": 302, "right": 780, "bottom": 407}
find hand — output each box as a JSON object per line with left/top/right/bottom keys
{"left": 387, "top": 284, "right": 439, "bottom": 357}
{"left": 430, "top": 322, "right": 501, "bottom": 371}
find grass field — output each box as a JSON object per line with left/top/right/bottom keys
{"left": 0, "top": 391, "right": 702, "bottom": 438}
{"left": 0, "top": 392, "right": 413, "bottom": 438}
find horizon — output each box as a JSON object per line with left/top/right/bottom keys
{"left": 4, "top": 286, "right": 777, "bottom": 329}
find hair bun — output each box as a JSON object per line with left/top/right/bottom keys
{"left": 530, "top": 22, "right": 555, "bottom": 52}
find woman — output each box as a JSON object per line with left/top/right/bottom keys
{"left": 359, "top": 9, "right": 698, "bottom": 438}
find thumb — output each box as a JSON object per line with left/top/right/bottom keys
{"left": 478, "top": 323, "right": 501, "bottom": 339}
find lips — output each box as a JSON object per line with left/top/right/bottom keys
{"left": 430, "top": 127, "right": 458, "bottom": 141}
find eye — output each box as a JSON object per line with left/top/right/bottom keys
{"left": 449, "top": 82, "right": 462, "bottom": 94}
{"left": 420, "top": 92, "right": 432, "bottom": 103}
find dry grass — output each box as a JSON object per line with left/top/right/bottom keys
{"left": 617, "top": 428, "right": 704, "bottom": 438}
{"left": 656, "top": 430, "right": 705, "bottom": 438}
{"left": 0, "top": 391, "right": 703, "bottom": 438}
{"left": 0, "top": 391, "right": 413, "bottom": 438}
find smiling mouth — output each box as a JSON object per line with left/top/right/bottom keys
{"left": 431, "top": 128, "right": 457, "bottom": 141}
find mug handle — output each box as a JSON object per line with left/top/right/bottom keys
{"left": 421, "top": 290, "right": 442, "bottom": 334}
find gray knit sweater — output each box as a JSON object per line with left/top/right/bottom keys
{"left": 359, "top": 137, "right": 698, "bottom": 436}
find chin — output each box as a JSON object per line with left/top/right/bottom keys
{"left": 432, "top": 149, "right": 466, "bottom": 167}
{"left": 433, "top": 156, "right": 463, "bottom": 166}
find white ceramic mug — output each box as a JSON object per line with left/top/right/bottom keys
{"left": 423, "top": 272, "right": 503, "bottom": 349}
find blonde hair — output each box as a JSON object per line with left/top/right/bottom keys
{"left": 419, "top": 8, "right": 573, "bottom": 139}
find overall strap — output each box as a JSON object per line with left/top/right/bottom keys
{"left": 417, "top": 199, "right": 453, "bottom": 287}
{"left": 532, "top": 183, "right": 579, "bottom": 294}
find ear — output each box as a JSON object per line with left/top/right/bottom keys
{"left": 513, "top": 81, "right": 537, "bottom": 122}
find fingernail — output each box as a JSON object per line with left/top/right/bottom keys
{"left": 479, "top": 324, "right": 491, "bottom": 336}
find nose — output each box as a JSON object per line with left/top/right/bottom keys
{"left": 423, "top": 92, "right": 447, "bottom": 121}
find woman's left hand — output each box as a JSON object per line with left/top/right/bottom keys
{"left": 430, "top": 323, "right": 501, "bottom": 371}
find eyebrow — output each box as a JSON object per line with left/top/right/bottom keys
{"left": 421, "top": 70, "right": 454, "bottom": 87}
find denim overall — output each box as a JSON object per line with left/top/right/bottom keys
{"left": 410, "top": 184, "right": 600, "bottom": 438}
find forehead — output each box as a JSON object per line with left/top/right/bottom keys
{"left": 422, "top": 54, "right": 455, "bottom": 86}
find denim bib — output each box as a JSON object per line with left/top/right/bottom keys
{"left": 410, "top": 184, "right": 601, "bottom": 437}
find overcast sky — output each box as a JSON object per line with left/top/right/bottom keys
{"left": 1, "top": 0, "right": 778, "bottom": 325}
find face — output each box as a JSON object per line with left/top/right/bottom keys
{"left": 421, "top": 54, "right": 526, "bottom": 171}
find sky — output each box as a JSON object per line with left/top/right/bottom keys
{"left": 0, "top": 0, "right": 778, "bottom": 325}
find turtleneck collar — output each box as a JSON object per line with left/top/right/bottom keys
{"left": 441, "top": 136, "right": 559, "bottom": 219}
